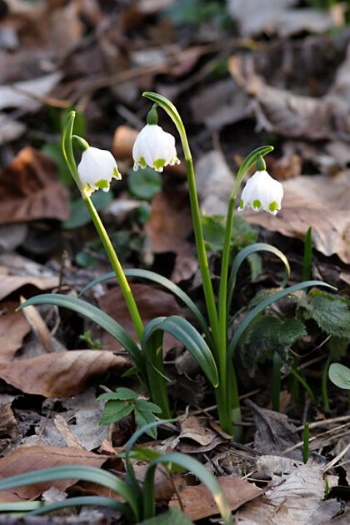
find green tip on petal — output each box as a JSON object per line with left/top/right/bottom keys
{"left": 253, "top": 199, "right": 262, "bottom": 209}
{"left": 139, "top": 156, "right": 147, "bottom": 168}
{"left": 96, "top": 179, "right": 109, "bottom": 191}
{"left": 153, "top": 158, "right": 166, "bottom": 171}
{"left": 239, "top": 199, "right": 244, "bottom": 209}
{"left": 269, "top": 201, "right": 278, "bottom": 212}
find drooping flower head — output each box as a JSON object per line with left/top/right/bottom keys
{"left": 238, "top": 169, "right": 283, "bottom": 216}
{"left": 133, "top": 105, "right": 180, "bottom": 172}
{"left": 77, "top": 146, "right": 121, "bottom": 196}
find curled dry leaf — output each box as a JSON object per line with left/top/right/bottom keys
{"left": 0, "top": 302, "right": 31, "bottom": 362}
{"left": 170, "top": 476, "right": 262, "bottom": 521}
{"left": 0, "top": 350, "right": 129, "bottom": 398}
{"left": 0, "top": 445, "right": 107, "bottom": 502}
{"left": 0, "top": 147, "right": 70, "bottom": 224}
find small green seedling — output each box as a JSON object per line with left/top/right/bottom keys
{"left": 98, "top": 387, "right": 162, "bottom": 438}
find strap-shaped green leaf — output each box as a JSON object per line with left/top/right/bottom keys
{"left": 28, "top": 497, "right": 128, "bottom": 517}
{"left": 143, "top": 453, "right": 232, "bottom": 524}
{"left": 79, "top": 269, "right": 212, "bottom": 344}
{"left": 0, "top": 465, "right": 138, "bottom": 521}
{"left": 18, "top": 294, "right": 144, "bottom": 372}
{"left": 142, "top": 316, "right": 218, "bottom": 387}
{"left": 228, "top": 280, "right": 336, "bottom": 360}
{"left": 228, "top": 242, "right": 290, "bottom": 307}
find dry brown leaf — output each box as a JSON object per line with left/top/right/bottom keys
{"left": 227, "top": 0, "right": 336, "bottom": 37}
{"left": 0, "top": 147, "right": 70, "bottom": 224}
{"left": 0, "top": 302, "right": 31, "bottom": 361}
{"left": 0, "top": 275, "right": 59, "bottom": 302}
{"left": 190, "top": 78, "right": 250, "bottom": 129}
{"left": 145, "top": 189, "right": 197, "bottom": 282}
{"left": 170, "top": 476, "right": 262, "bottom": 521}
{"left": 0, "top": 72, "right": 62, "bottom": 112}
{"left": 0, "top": 445, "right": 107, "bottom": 502}
{"left": 0, "top": 350, "right": 129, "bottom": 398}
{"left": 236, "top": 461, "right": 330, "bottom": 524}
{"left": 196, "top": 150, "right": 235, "bottom": 216}
{"left": 98, "top": 283, "right": 182, "bottom": 353}
{"left": 229, "top": 54, "right": 350, "bottom": 140}
{"left": 178, "top": 415, "right": 217, "bottom": 447}
{"left": 246, "top": 400, "right": 300, "bottom": 459}
{"left": 243, "top": 173, "right": 350, "bottom": 263}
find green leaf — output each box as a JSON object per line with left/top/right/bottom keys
{"left": 201, "top": 214, "right": 257, "bottom": 253}
{"left": 0, "top": 466, "right": 138, "bottom": 521}
{"left": 63, "top": 191, "right": 113, "bottom": 229}
{"left": 18, "top": 294, "right": 144, "bottom": 372}
{"left": 299, "top": 289, "right": 350, "bottom": 338}
{"left": 99, "top": 401, "right": 134, "bottom": 424}
{"left": 134, "top": 409, "right": 159, "bottom": 438}
{"left": 28, "top": 497, "right": 127, "bottom": 517}
{"left": 329, "top": 363, "right": 350, "bottom": 390}
{"left": 128, "top": 167, "right": 162, "bottom": 199}
{"left": 98, "top": 387, "right": 138, "bottom": 402}
{"left": 135, "top": 399, "right": 162, "bottom": 413}
{"left": 142, "top": 316, "right": 218, "bottom": 388}
{"left": 228, "top": 280, "right": 336, "bottom": 359}
{"left": 79, "top": 268, "right": 212, "bottom": 344}
{"left": 140, "top": 507, "right": 194, "bottom": 525}
{"left": 143, "top": 453, "right": 233, "bottom": 524}
{"left": 239, "top": 316, "right": 307, "bottom": 376}
{"left": 229, "top": 243, "right": 290, "bottom": 308}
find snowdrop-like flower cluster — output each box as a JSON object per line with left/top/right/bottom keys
{"left": 238, "top": 170, "right": 283, "bottom": 215}
{"left": 77, "top": 146, "right": 121, "bottom": 196}
{"left": 132, "top": 124, "right": 180, "bottom": 172}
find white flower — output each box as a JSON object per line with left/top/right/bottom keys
{"left": 77, "top": 146, "right": 121, "bottom": 195}
{"left": 238, "top": 170, "right": 283, "bottom": 215}
{"left": 133, "top": 124, "right": 180, "bottom": 172}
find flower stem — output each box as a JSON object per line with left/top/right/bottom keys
{"left": 62, "top": 111, "right": 144, "bottom": 342}
{"left": 143, "top": 92, "right": 220, "bottom": 347}
{"left": 83, "top": 194, "right": 144, "bottom": 341}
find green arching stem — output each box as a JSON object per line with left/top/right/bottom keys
{"left": 217, "top": 146, "right": 274, "bottom": 432}
{"left": 142, "top": 92, "right": 220, "bottom": 349}
{"left": 62, "top": 111, "right": 144, "bottom": 341}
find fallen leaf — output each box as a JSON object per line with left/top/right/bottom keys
{"left": 0, "top": 350, "right": 129, "bottom": 398}
{"left": 0, "top": 275, "right": 58, "bottom": 302}
{"left": 227, "top": 0, "right": 337, "bottom": 37}
{"left": 145, "top": 189, "right": 197, "bottom": 282}
{"left": 0, "top": 113, "right": 26, "bottom": 144}
{"left": 0, "top": 147, "right": 70, "bottom": 224}
{"left": 190, "top": 78, "right": 250, "bottom": 130}
{"left": 0, "top": 72, "right": 62, "bottom": 111}
{"left": 229, "top": 54, "right": 350, "bottom": 140}
{"left": 170, "top": 476, "right": 262, "bottom": 520}
{"left": 246, "top": 400, "right": 301, "bottom": 459}
{"left": 0, "top": 302, "right": 31, "bottom": 361}
{"left": 98, "top": 283, "right": 182, "bottom": 353}
{"left": 236, "top": 461, "right": 331, "bottom": 524}
{"left": 178, "top": 415, "right": 217, "bottom": 447}
{"left": 0, "top": 445, "right": 107, "bottom": 502}
{"left": 195, "top": 150, "right": 235, "bottom": 216}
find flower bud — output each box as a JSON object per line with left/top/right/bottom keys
{"left": 77, "top": 146, "right": 121, "bottom": 196}
{"left": 132, "top": 124, "right": 180, "bottom": 172}
{"left": 238, "top": 170, "right": 283, "bottom": 215}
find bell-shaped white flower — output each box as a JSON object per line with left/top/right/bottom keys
{"left": 77, "top": 146, "right": 121, "bottom": 196}
{"left": 133, "top": 124, "right": 180, "bottom": 172}
{"left": 238, "top": 170, "right": 283, "bottom": 215}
